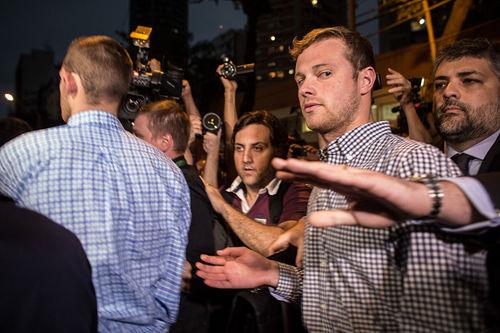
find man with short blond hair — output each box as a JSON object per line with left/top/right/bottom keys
{"left": 197, "top": 27, "right": 486, "bottom": 332}
{"left": 0, "top": 35, "right": 190, "bottom": 333}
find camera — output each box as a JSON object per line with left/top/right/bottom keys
{"left": 119, "top": 26, "right": 184, "bottom": 120}
{"left": 202, "top": 112, "right": 222, "bottom": 133}
{"left": 220, "top": 57, "right": 255, "bottom": 80}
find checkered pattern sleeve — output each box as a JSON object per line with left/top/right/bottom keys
{"left": 273, "top": 262, "right": 304, "bottom": 304}
{"left": 301, "top": 122, "right": 487, "bottom": 332}
{"left": 0, "top": 111, "right": 191, "bottom": 333}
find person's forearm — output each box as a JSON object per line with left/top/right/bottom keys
{"left": 401, "top": 103, "right": 432, "bottom": 143}
{"left": 203, "top": 150, "right": 219, "bottom": 188}
{"left": 219, "top": 201, "right": 285, "bottom": 256}
{"left": 437, "top": 180, "right": 481, "bottom": 226}
{"left": 223, "top": 90, "right": 237, "bottom": 146}
{"left": 183, "top": 94, "right": 201, "bottom": 119}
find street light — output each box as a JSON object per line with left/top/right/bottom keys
{"left": 4, "top": 93, "right": 14, "bottom": 102}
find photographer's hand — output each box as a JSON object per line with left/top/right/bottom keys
{"left": 386, "top": 68, "right": 412, "bottom": 106}
{"left": 216, "top": 64, "right": 238, "bottom": 92}
{"left": 149, "top": 58, "right": 161, "bottom": 72}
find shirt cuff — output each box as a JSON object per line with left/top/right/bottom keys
{"left": 440, "top": 177, "right": 499, "bottom": 233}
{"left": 269, "top": 262, "right": 303, "bottom": 304}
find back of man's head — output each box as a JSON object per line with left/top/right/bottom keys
{"left": 232, "top": 110, "right": 288, "bottom": 158}
{"left": 63, "top": 35, "right": 133, "bottom": 105}
{"left": 139, "top": 99, "right": 191, "bottom": 154}
{"left": 289, "top": 26, "right": 375, "bottom": 78}
{"left": 433, "top": 38, "right": 500, "bottom": 77}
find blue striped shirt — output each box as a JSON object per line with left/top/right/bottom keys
{"left": 0, "top": 111, "right": 191, "bottom": 333}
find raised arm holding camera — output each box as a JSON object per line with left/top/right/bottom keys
{"left": 386, "top": 68, "right": 434, "bottom": 144}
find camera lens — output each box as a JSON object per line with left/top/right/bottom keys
{"left": 221, "top": 62, "right": 236, "bottom": 80}
{"left": 202, "top": 113, "right": 222, "bottom": 133}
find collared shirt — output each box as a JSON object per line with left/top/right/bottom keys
{"left": 0, "top": 111, "right": 191, "bottom": 333}
{"left": 274, "top": 121, "right": 487, "bottom": 332}
{"left": 226, "top": 177, "right": 310, "bottom": 224}
{"left": 226, "top": 177, "right": 281, "bottom": 215}
{"left": 447, "top": 130, "right": 500, "bottom": 175}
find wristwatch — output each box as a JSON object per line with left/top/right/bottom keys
{"left": 410, "top": 174, "right": 443, "bottom": 219}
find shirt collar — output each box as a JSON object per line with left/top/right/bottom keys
{"left": 67, "top": 110, "right": 124, "bottom": 131}
{"left": 447, "top": 129, "right": 500, "bottom": 160}
{"left": 226, "top": 177, "right": 282, "bottom": 196}
{"left": 320, "top": 121, "right": 392, "bottom": 162}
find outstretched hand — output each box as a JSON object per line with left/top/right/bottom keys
{"left": 272, "top": 157, "right": 432, "bottom": 228}
{"left": 195, "top": 247, "right": 279, "bottom": 289}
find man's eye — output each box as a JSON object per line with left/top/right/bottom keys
{"left": 319, "top": 71, "right": 332, "bottom": 78}
{"left": 463, "top": 78, "right": 479, "bottom": 85}
{"left": 296, "top": 78, "right": 304, "bottom": 86}
{"left": 253, "top": 146, "right": 263, "bottom": 152}
{"left": 434, "top": 82, "right": 447, "bottom": 90}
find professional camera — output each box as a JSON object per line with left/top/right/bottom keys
{"left": 219, "top": 56, "right": 255, "bottom": 80}
{"left": 119, "top": 26, "right": 184, "bottom": 120}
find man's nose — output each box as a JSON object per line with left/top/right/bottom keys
{"left": 242, "top": 149, "right": 252, "bottom": 163}
{"left": 443, "top": 80, "right": 460, "bottom": 101}
{"left": 298, "top": 77, "right": 315, "bottom": 98}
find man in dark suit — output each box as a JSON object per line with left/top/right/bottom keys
{"left": 0, "top": 194, "right": 97, "bottom": 333}
{"left": 433, "top": 38, "right": 500, "bottom": 175}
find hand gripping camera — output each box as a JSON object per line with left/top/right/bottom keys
{"left": 219, "top": 57, "right": 255, "bottom": 80}
{"left": 119, "top": 26, "right": 184, "bottom": 120}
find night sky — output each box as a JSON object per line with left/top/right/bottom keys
{"left": 0, "top": 0, "right": 246, "bottom": 116}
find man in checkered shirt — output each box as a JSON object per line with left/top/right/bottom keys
{"left": 196, "top": 26, "right": 488, "bottom": 332}
{"left": 0, "top": 36, "right": 191, "bottom": 333}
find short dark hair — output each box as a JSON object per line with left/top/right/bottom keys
{"left": 63, "top": 35, "right": 133, "bottom": 105}
{"left": 232, "top": 110, "right": 288, "bottom": 158}
{"left": 0, "top": 117, "right": 32, "bottom": 147}
{"left": 289, "top": 26, "right": 375, "bottom": 78}
{"left": 433, "top": 38, "right": 500, "bottom": 78}
{"left": 139, "top": 99, "right": 191, "bottom": 154}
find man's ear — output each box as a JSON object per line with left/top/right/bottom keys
{"left": 62, "top": 70, "right": 78, "bottom": 97}
{"left": 158, "top": 133, "right": 173, "bottom": 153}
{"left": 358, "top": 66, "right": 376, "bottom": 95}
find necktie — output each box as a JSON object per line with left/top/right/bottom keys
{"left": 451, "top": 153, "right": 474, "bottom": 176}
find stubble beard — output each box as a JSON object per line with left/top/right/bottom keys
{"left": 305, "top": 92, "right": 360, "bottom": 138}
{"left": 436, "top": 98, "right": 500, "bottom": 145}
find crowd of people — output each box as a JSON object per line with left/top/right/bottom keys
{"left": 0, "top": 25, "right": 498, "bottom": 333}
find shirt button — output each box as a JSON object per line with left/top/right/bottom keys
{"left": 319, "top": 259, "right": 328, "bottom": 267}
{"left": 320, "top": 303, "right": 327, "bottom": 310}
{"left": 345, "top": 153, "right": 353, "bottom": 161}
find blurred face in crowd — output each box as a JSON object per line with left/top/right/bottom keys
{"left": 234, "top": 124, "right": 275, "bottom": 191}
{"left": 294, "top": 38, "right": 360, "bottom": 140}
{"left": 133, "top": 113, "right": 162, "bottom": 148}
{"left": 434, "top": 56, "right": 500, "bottom": 146}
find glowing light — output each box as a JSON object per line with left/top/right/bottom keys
{"left": 270, "top": 35, "right": 276, "bottom": 41}
{"left": 419, "top": 18, "right": 425, "bottom": 25}
{"left": 311, "top": 0, "right": 319, "bottom": 6}
{"left": 4, "top": 93, "right": 14, "bottom": 102}
{"left": 288, "top": 69, "right": 294, "bottom": 75}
